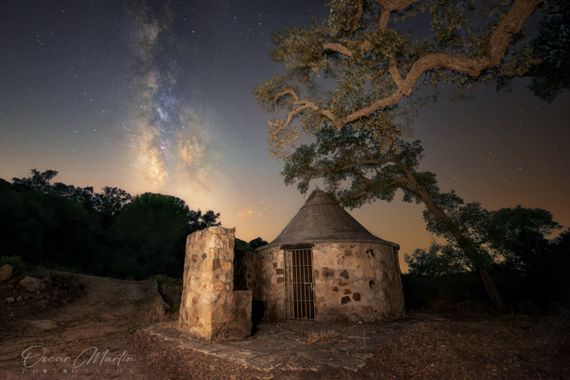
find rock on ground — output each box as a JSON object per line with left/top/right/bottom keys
{"left": 27, "top": 319, "right": 58, "bottom": 331}
{"left": 18, "top": 276, "right": 44, "bottom": 293}
{"left": 0, "top": 264, "right": 13, "bottom": 281}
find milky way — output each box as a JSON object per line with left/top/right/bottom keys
{"left": 128, "top": 1, "right": 215, "bottom": 193}
{"left": 1, "top": 0, "right": 568, "bottom": 260}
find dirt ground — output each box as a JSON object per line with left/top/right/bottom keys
{"left": 1, "top": 274, "right": 569, "bottom": 379}
{"left": 137, "top": 314, "right": 570, "bottom": 379}
{"left": 365, "top": 315, "right": 570, "bottom": 379}
{"left": 0, "top": 273, "right": 162, "bottom": 379}
{"left": 0, "top": 270, "right": 85, "bottom": 329}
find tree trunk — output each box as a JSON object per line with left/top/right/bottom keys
{"left": 401, "top": 168, "right": 507, "bottom": 312}
{"left": 426, "top": 198, "right": 507, "bottom": 312}
{"left": 479, "top": 267, "right": 506, "bottom": 313}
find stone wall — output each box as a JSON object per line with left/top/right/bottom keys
{"left": 256, "top": 242, "right": 405, "bottom": 322}
{"left": 253, "top": 246, "right": 285, "bottom": 320}
{"left": 179, "top": 227, "right": 252, "bottom": 340}
{"left": 312, "top": 242, "right": 404, "bottom": 321}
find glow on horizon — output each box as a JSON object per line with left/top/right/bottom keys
{"left": 0, "top": 1, "right": 568, "bottom": 273}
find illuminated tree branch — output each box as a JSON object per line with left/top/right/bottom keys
{"left": 269, "top": 0, "right": 541, "bottom": 132}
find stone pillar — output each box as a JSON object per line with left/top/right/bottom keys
{"left": 179, "top": 226, "right": 252, "bottom": 340}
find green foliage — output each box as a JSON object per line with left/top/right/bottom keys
{"left": 235, "top": 237, "right": 268, "bottom": 254}
{"left": 233, "top": 237, "right": 267, "bottom": 291}
{"left": 271, "top": 26, "right": 329, "bottom": 74}
{"left": 407, "top": 206, "right": 565, "bottom": 282}
{"left": 485, "top": 206, "right": 561, "bottom": 271}
{"left": 234, "top": 238, "right": 250, "bottom": 253}
{"left": 402, "top": 272, "right": 489, "bottom": 312}
{"left": 254, "top": 0, "right": 565, "bottom": 149}
{"left": 405, "top": 244, "right": 469, "bottom": 277}
{"left": 0, "top": 181, "right": 99, "bottom": 269}
{"left": 284, "top": 124, "right": 568, "bottom": 297}
{"left": 404, "top": 228, "right": 570, "bottom": 310}
{"left": 283, "top": 125, "right": 420, "bottom": 205}
{"left": 282, "top": 125, "right": 470, "bottom": 230}
{"left": 258, "top": 0, "right": 568, "bottom": 311}
{"left": 153, "top": 274, "right": 183, "bottom": 314}
{"left": 0, "top": 169, "right": 221, "bottom": 280}
{"left": 113, "top": 193, "right": 188, "bottom": 278}
{"left": 113, "top": 193, "right": 220, "bottom": 279}
{"left": 405, "top": 229, "right": 570, "bottom": 311}
{"left": 12, "top": 169, "right": 58, "bottom": 193}
{"left": 93, "top": 187, "right": 132, "bottom": 219}
{"left": 528, "top": 0, "right": 570, "bottom": 101}
{"left": 12, "top": 169, "right": 130, "bottom": 213}
{"left": 248, "top": 237, "right": 268, "bottom": 250}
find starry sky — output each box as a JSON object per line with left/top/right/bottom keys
{"left": 1, "top": 1, "right": 569, "bottom": 269}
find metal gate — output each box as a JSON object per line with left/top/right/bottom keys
{"left": 284, "top": 247, "right": 315, "bottom": 320}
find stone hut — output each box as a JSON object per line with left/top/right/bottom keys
{"left": 254, "top": 190, "right": 405, "bottom": 322}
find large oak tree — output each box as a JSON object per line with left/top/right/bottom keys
{"left": 255, "top": 0, "right": 567, "bottom": 311}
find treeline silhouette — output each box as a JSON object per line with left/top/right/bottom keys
{"left": 403, "top": 207, "right": 570, "bottom": 312}
{"left": 0, "top": 169, "right": 225, "bottom": 279}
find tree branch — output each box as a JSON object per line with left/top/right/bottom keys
{"left": 271, "top": 0, "right": 541, "bottom": 136}
{"left": 339, "top": 158, "right": 394, "bottom": 171}
{"left": 323, "top": 42, "right": 355, "bottom": 57}
{"left": 351, "top": 174, "right": 411, "bottom": 202}
{"left": 379, "top": 0, "right": 416, "bottom": 30}
{"left": 340, "top": 0, "right": 541, "bottom": 126}
{"left": 273, "top": 88, "right": 299, "bottom": 103}
{"left": 324, "top": 1, "right": 415, "bottom": 56}
{"left": 272, "top": 88, "right": 336, "bottom": 129}
{"left": 389, "top": 55, "right": 404, "bottom": 88}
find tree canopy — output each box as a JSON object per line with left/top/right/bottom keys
{"left": 255, "top": 0, "right": 566, "bottom": 156}
{"left": 406, "top": 206, "right": 562, "bottom": 276}
{"left": 255, "top": 0, "right": 569, "bottom": 311}
{"left": 113, "top": 193, "right": 221, "bottom": 278}
{"left": 1, "top": 169, "right": 220, "bottom": 279}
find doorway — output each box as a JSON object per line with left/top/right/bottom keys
{"left": 284, "top": 247, "right": 315, "bottom": 320}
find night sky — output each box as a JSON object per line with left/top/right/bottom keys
{"left": 1, "top": 1, "right": 569, "bottom": 268}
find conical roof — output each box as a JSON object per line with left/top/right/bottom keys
{"left": 263, "top": 190, "right": 397, "bottom": 249}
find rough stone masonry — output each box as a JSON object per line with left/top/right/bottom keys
{"left": 179, "top": 226, "right": 252, "bottom": 340}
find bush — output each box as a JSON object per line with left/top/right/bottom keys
{"left": 402, "top": 272, "right": 490, "bottom": 313}
{"left": 153, "top": 274, "right": 183, "bottom": 314}
{"left": 403, "top": 267, "right": 570, "bottom": 314}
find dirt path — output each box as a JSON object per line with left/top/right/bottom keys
{"left": 0, "top": 274, "right": 157, "bottom": 379}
